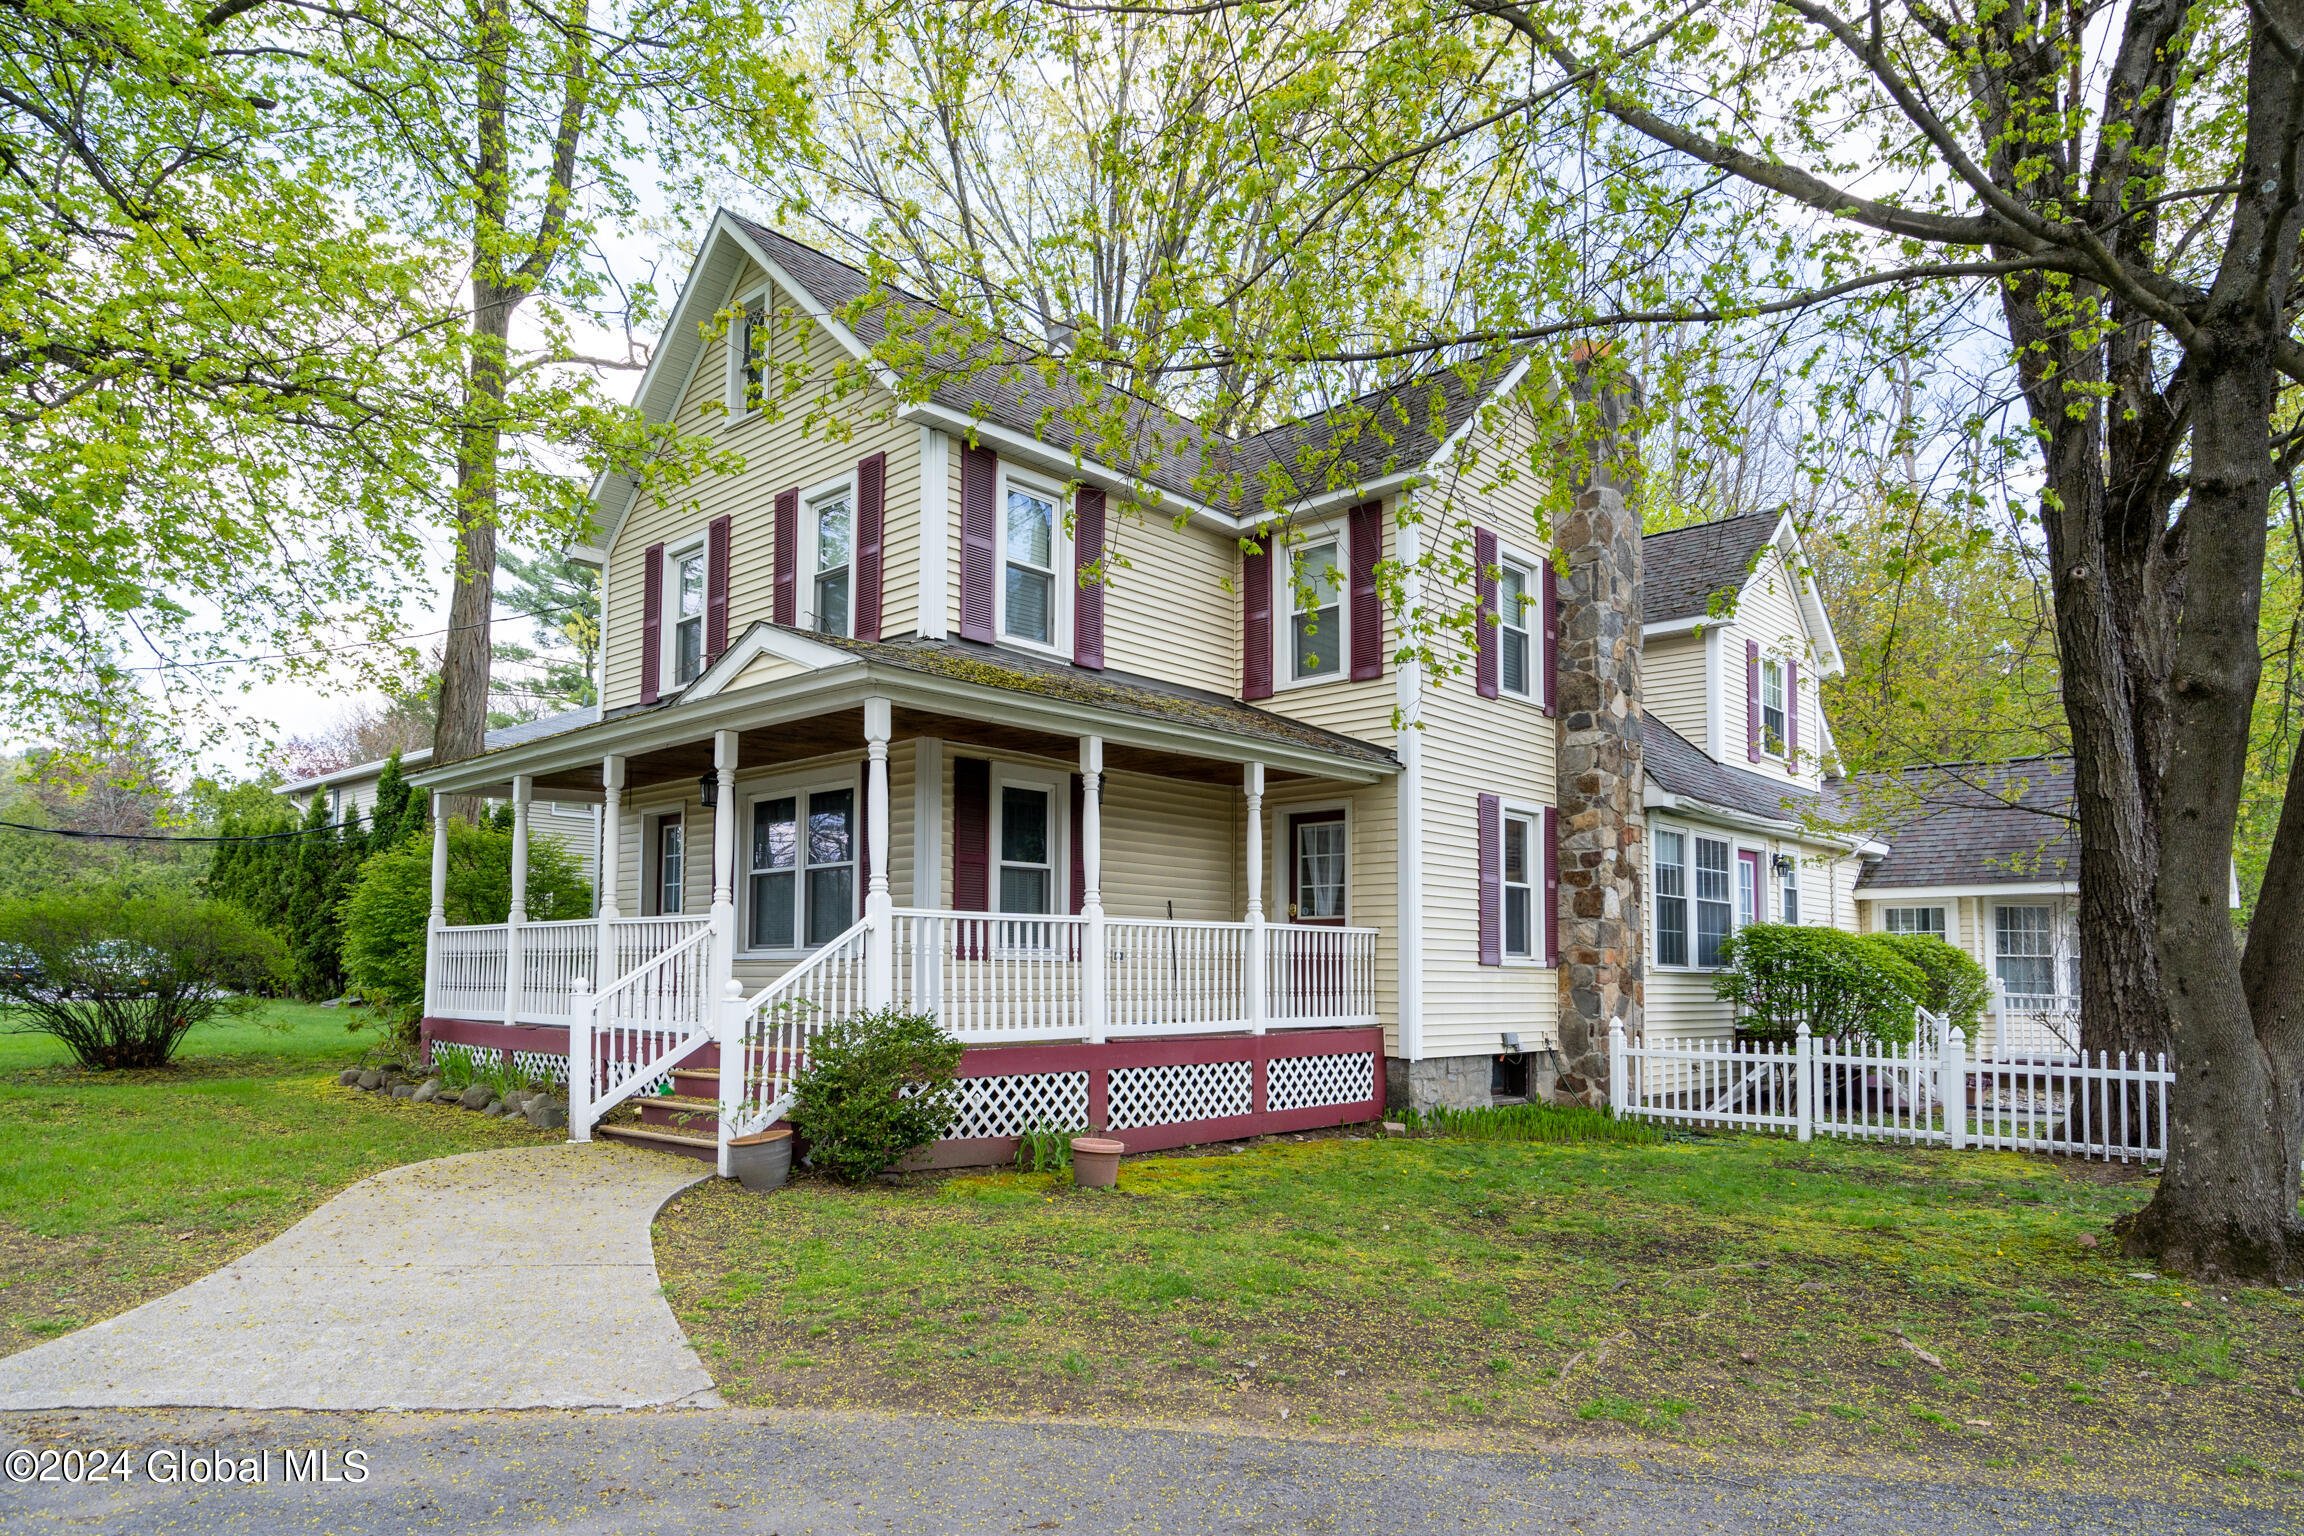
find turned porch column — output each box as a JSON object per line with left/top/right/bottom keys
{"left": 423, "top": 789, "right": 449, "bottom": 1019}
{"left": 1244, "top": 762, "right": 1267, "bottom": 1035}
{"left": 864, "top": 697, "right": 893, "bottom": 1008}
{"left": 596, "top": 755, "right": 624, "bottom": 990}
{"left": 505, "top": 774, "right": 531, "bottom": 1029}
{"left": 1080, "top": 735, "right": 1106, "bottom": 1043}
{"left": 710, "top": 730, "right": 739, "bottom": 998}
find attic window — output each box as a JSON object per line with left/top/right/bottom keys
{"left": 1760, "top": 659, "right": 1787, "bottom": 755}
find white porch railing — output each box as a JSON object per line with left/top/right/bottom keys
{"left": 610, "top": 915, "right": 712, "bottom": 980}
{"left": 1267, "top": 924, "right": 1381, "bottom": 1029}
{"left": 432, "top": 924, "right": 509, "bottom": 1020}
{"left": 723, "top": 918, "right": 874, "bottom": 1148}
{"left": 892, "top": 911, "right": 1091, "bottom": 1042}
{"left": 1991, "top": 989, "right": 2083, "bottom": 1059}
{"left": 1105, "top": 918, "right": 1251, "bottom": 1035}
{"left": 568, "top": 922, "right": 717, "bottom": 1141}
{"left": 518, "top": 919, "right": 598, "bottom": 1024}
{"left": 1610, "top": 1013, "right": 2173, "bottom": 1162}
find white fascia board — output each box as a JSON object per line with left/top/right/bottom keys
{"left": 1417, "top": 355, "right": 1531, "bottom": 479}
{"left": 896, "top": 400, "right": 1239, "bottom": 534}
{"left": 1855, "top": 881, "right": 2078, "bottom": 903}
{"left": 277, "top": 748, "right": 436, "bottom": 796}
{"left": 1641, "top": 781, "right": 1863, "bottom": 850}
{"left": 412, "top": 658, "right": 1396, "bottom": 795}
{"left": 678, "top": 623, "right": 859, "bottom": 701}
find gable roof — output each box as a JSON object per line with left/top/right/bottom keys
{"left": 1851, "top": 757, "right": 2077, "bottom": 890}
{"left": 1643, "top": 513, "right": 1780, "bottom": 625}
{"left": 1640, "top": 710, "right": 1821, "bottom": 824}
{"left": 584, "top": 211, "right": 1516, "bottom": 557}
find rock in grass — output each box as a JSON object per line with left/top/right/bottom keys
{"left": 526, "top": 1100, "right": 566, "bottom": 1130}
{"left": 482, "top": 1102, "right": 504, "bottom": 1118}
{"left": 337, "top": 1069, "right": 361, "bottom": 1087}
{"left": 390, "top": 1084, "right": 416, "bottom": 1099}
{"left": 357, "top": 1070, "right": 384, "bottom": 1091}
{"left": 411, "top": 1081, "right": 439, "bottom": 1104}
{"left": 458, "top": 1084, "right": 492, "bottom": 1110}
{"left": 2077, "top": 1233, "right": 2100, "bottom": 1249}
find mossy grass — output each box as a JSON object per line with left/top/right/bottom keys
{"left": 0, "top": 998, "right": 556, "bottom": 1356}
{"left": 657, "top": 1130, "right": 2304, "bottom": 1488}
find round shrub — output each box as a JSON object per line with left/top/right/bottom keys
{"left": 1712, "top": 923, "right": 1928, "bottom": 1044}
{"left": 787, "top": 1008, "right": 964, "bottom": 1184}
{"left": 339, "top": 820, "right": 592, "bottom": 1016}
{"left": 1867, "top": 932, "right": 1992, "bottom": 1039}
{"left": 0, "top": 889, "right": 288, "bottom": 1068}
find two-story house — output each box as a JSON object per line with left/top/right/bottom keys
{"left": 404, "top": 213, "right": 1872, "bottom": 1167}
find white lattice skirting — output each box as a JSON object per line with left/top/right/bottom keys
{"left": 1108, "top": 1060, "right": 1254, "bottom": 1131}
{"left": 1267, "top": 1052, "right": 1376, "bottom": 1113}
{"left": 950, "top": 1071, "right": 1092, "bottom": 1140}
{"left": 427, "top": 1041, "right": 578, "bottom": 1091}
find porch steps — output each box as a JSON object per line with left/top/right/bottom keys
{"left": 597, "top": 1121, "right": 718, "bottom": 1163}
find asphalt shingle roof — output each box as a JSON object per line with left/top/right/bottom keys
{"left": 1640, "top": 710, "right": 1820, "bottom": 824}
{"left": 729, "top": 214, "right": 1502, "bottom": 515}
{"left": 281, "top": 706, "right": 600, "bottom": 792}
{"left": 1642, "top": 512, "right": 1780, "bottom": 624}
{"left": 1852, "top": 757, "right": 2077, "bottom": 889}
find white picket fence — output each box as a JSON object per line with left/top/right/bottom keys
{"left": 1609, "top": 1014, "right": 2172, "bottom": 1162}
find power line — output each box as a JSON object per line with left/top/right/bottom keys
{"left": 0, "top": 818, "right": 371, "bottom": 845}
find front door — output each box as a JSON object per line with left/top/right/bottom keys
{"left": 1288, "top": 811, "right": 1347, "bottom": 924}
{"left": 1737, "top": 848, "right": 1762, "bottom": 929}
{"left": 656, "top": 816, "right": 685, "bottom": 916}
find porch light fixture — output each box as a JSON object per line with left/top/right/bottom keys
{"left": 699, "top": 772, "right": 719, "bottom": 808}
{"left": 1772, "top": 853, "right": 1795, "bottom": 877}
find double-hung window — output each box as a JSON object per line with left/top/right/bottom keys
{"left": 1499, "top": 561, "right": 1534, "bottom": 698}
{"left": 1694, "top": 836, "right": 1732, "bottom": 966}
{"left": 810, "top": 487, "right": 853, "bottom": 637}
{"left": 1883, "top": 905, "right": 1944, "bottom": 936}
{"left": 1003, "top": 479, "right": 1058, "bottom": 646}
{"left": 1761, "top": 659, "right": 1787, "bottom": 755}
{"left": 747, "top": 788, "right": 856, "bottom": 949}
{"left": 670, "top": 546, "right": 707, "bottom": 685}
{"left": 1290, "top": 539, "right": 1343, "bottom": 680}
{"left": 1779, "top": 858, "right": 1801, "bottom": 924}
{"left": 1655, "top": 830, "right": 1688, "bottom": 966}
{"left": 997, "top": 785, "right": 1054, "bottom": 914}
{"left": 1994, "top": 904, "right": 2055, "bottom": 997}
{"left": 1502, "top": 811, "right": 1535, "bottom": 958}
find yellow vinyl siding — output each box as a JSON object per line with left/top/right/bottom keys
{"left": 1718, "top": 546, "right": 1825, "bottom": 788}
{"left": 1101, "top": 504, "right": 1241, "bottom": 695}
{"left": 1643, "top": 633, "right": 1709, "bottom": 751}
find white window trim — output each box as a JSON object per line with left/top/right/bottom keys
{"left": 798, "top": 471, "right": 859, "bottom": 638}
{"left": 1499, "top": 801, "right": 1544, "bottom": 966}
{"left": 1760, "top": 656, "right": 1789, "bottom": 761}
{"left": 989, "top": 762, "right": 1070, "bottom": 916}
{"left": 660, "top": 534, "right": 709, "bottom": 694}
{"left": 1650, "top": 821, "right": 1741, "bottom": 971}
{"left": 737, "top": 773, "right": 863, "bottom": 957}
{"left": 1267, "top": 797, "right": 1353, "bottom": 924}
{"left": 1494, "top": 543, "right": 1545, "bottom": 705}
{"left": 644, "top": 809, "right": 686, "bottom": 917}
{"left": 724, "top": 281, "right": 771, "bottom": 419}
{"left": 1777, "top": 851, "right": 1803, "bottom": 925}
{"left": 1881, "top": 903, "right": 1946, "bottom": 937}
{"left": 1272, "top": 522, "right": 1351, "bottom": 693}
{"left": 1992, "top": 901, "right": 2061, "bottom": 997}
{"left": 993, "top": 465, "right": 1071, "bottom": 658}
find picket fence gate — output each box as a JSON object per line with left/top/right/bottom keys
{"left": 1607, "top": 1014, "right": 2172, "bottom": 1163}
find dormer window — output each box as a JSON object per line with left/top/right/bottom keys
{"left": 1761, "top": 658, "right": 1787, "bottom": 756}
{"left": 671, "top": 545, "right": 707, "bottom": 684}
{"left": 1290, "top": 540, "right": 1343, "bottom": 680}
{"left": 810, "top": 487, "right": 852, "bottom": 637}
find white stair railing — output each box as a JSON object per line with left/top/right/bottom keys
{"left": 567, "top": 923, "right": 716, "bottom": 1140}
{"left": 721, "top": 918, "right": 874, "bottom": 1148}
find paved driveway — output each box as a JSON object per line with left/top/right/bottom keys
{"left": 0, "top": 1406, "right": 2287, "bottom": 1534}
{"left": 0, "top": 1145, "right": 716, "bottom": 1411}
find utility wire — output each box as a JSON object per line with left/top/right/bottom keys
{"left": 0, "top": 819, "right": 373, "bottom": 845}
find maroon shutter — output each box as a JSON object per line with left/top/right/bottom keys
{"left": 1543, "top": 805, "right": 1561, "bottom": 967}
{"left": 953, "top": 758, "right": 990, "bottom": 911}
{"left": 960, "top": 445, "right": 997, "bottom": 642}
{"left": 1073, "top": 488, "right": 1106, "bottom": 669}
{"left": 1786, "top": 657, "right": 1800, "bottom": 758}
{"left": 1348, "top": 500, "right": 1382, "bottom": 681}
{"left": 639, "top": 542, "right": 664, "bottom": 704}
{"left": 1474, "top": 528, "right": 1499, "bottom": 700}
{"left": 1068, "top": 773, "right": 1086, "bottom": 913}
{"left": 1477, "top": 792, "right": 1502, "bottom": 966}
{"left": 856, "top": 452, "right": 886, "bottom": 641}
{"left": 1746, "top": 639, "right": 1762, "bottom": 762}
{"left": 1540, "top": 562, "right": 1559, "bottom": 716}
{"left": 856, "top": 760, "right": 871, "bottom": 918}
{"left": 1242, "top": 538, "right": 1274, "bottom": 699}
{"left": 705, "top": 515, "right": 732, "bottom": 663}
{"left": 773, "top": 488, "right": 798, "bottom": 626}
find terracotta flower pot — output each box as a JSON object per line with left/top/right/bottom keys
{"left": 727, "top": 1126, "right": 794, "bottom": 1192}
{"left": 1071, "top": 1136, "right": 1125, "bottom": 1188}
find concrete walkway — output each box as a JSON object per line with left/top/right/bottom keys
{"left": 0, "top": 1145, "right": 718, "bottom": 1412}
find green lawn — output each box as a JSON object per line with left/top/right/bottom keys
{"left": 0, "top": 1001, "right": 558, "bottom": 1355}
{"left": 658, "top": 1131, "right": 2304, "bottom": 1489}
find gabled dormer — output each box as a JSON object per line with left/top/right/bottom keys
{"left": 1640, "top": 511, "right": 1843, "bottom": 788}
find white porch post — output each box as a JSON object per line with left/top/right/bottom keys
{"left": 864, "top": 697, "right": 893, "bottom": 1008}
{"left": 505, "top": 774, "right": 531, "bottom": 1028}
{"left": 1245, "top": 762, "right": 1268, "bottom": 1035}
{"left": 568, "top": 974, "right": 594, "bottom": 1143}
{"left": 710, "top": 730, "right": 739, "bottom": 998}
{"left": 596, "top": 755, "right": 624, "bottom": 989}
{"left": 1080, "top": 736, "right": 1106, "bottom": 1044}
{"left": 423, "top": 790, "right": 450, "bottom": 1019}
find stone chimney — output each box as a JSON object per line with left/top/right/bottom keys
{"left": 1552, "top": 369, "right": 1644, "bottom": 1100}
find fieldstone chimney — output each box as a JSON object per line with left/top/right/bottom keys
{"left": 1553, "top": 370, "right": 1644, "bottom": 1100}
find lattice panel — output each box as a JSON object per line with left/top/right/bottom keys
{"left": 949, "top": 1071, "right": 1091, "bottom": 1140}
{"left": 1266, "top": 1051, "right": 1375, "bottom": 1114}
{"left": 511, "top": 1049, "right": 571, "bottom": 1088}
{"left": 1107, "top": 1060, "right": 1252, "bottom": 1131}
{"left": 429, "top": 1041, "right": 492, "bottom": 1074}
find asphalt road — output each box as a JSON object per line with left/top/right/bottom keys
{"left": 0, "top": 1407, "right": 2290, "bottom": 1535}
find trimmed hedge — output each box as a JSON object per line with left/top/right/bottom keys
{"left": 1712, "top": 923, "right": 1928, "bottom": 1044}
{"left": 1868, "top": 932, "right": 1992, "bottom": 1039}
